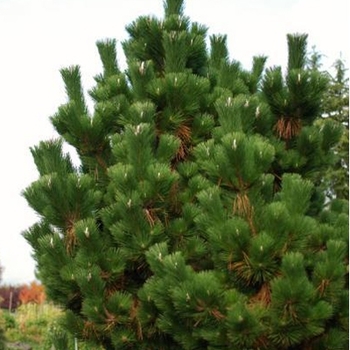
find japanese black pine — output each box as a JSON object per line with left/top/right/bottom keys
{"left": 23, "top": 0, "right": 348, "bottom": 349}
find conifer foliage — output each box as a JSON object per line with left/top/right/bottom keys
{"left": 321, "top": 58, "right": 349, "bottom": 200}
{"left": 23, "top": 0, "right": 348, "bottom": 349}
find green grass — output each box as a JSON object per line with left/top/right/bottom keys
{"left": 0, "top": 303, "right": 103, "bottom": 350}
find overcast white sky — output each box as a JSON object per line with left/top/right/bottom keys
{"left": 0, "top": 0, "right": 348, "bottom": 285}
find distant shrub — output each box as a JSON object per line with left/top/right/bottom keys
{"left": 0, "top": 327, "right": 6, "bottom": 350}
{"left": 2, "top": 313, "right": 16, "bottom": 330}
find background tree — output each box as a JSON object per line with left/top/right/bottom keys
{"left": 322, "top": 58, "right": 349, "bottom": 199}
{"left": 308, "top": 48, "right": 349, "bottom": 200}
{"left": 18, "top": 282, "right": 45, "bottom": 306}
{"left": 23, "top": 0, "right": 348, "bottom": 349}
{"left": 0, "top": 286, "right": 21, "bottom": 312}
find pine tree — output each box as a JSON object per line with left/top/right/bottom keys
{"left": 321, "top": 58, "right": 349, "bottom": 199}
{"left": 23, "top": 0, "right": 348, "bottom": 349}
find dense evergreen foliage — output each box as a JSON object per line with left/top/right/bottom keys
{"left": 23, "top": 0, "right": 348, "bottom": 349}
